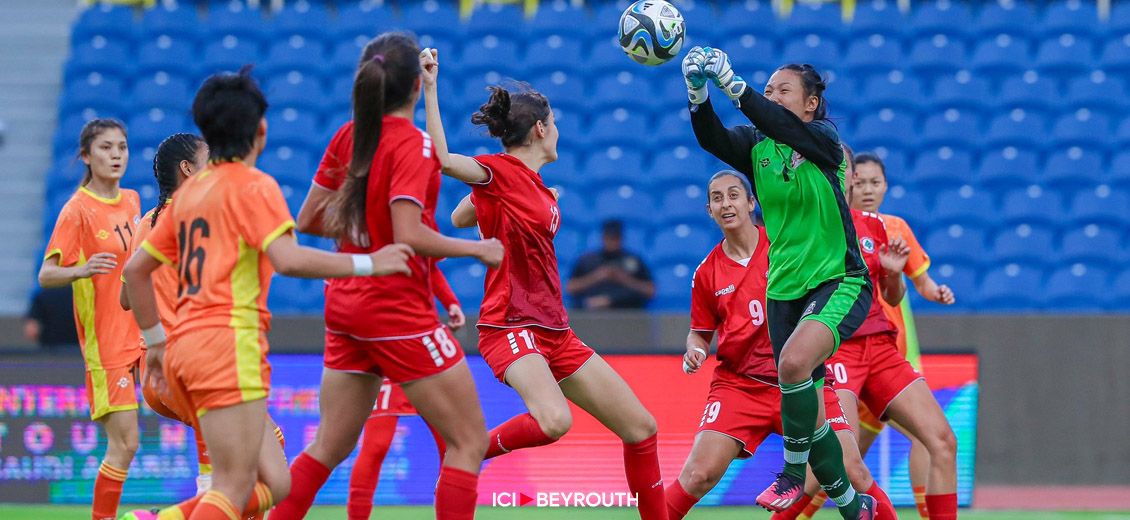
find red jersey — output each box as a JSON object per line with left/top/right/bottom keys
{"left": 470, "top": 154, "right": 568, "bottom": 330}
{"left": 314, "top": 118, "right": 443, "bottom": 339}
{"left": 689, "top": 226, "right": 776, "bottom": 384}
{"left": 850, "top": 209, "right": 897, "bottom": 338}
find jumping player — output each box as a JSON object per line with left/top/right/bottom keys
{"left": 272, "top": 33, "right": 503, "bottom": 520}
{"left": 123, "top": 67, "right": 414, "bottom": 520}
{"left": 683, "top": 47, "right": 874, "bottom": 517}
{"left": 665, "top": 170, "right": 897, "bottom": 520}
{"left": 39, "top": 118, "right": 142, "bottom": 520}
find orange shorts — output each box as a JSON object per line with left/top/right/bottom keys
{"left": 85, "top": 352, "right": 143, "bottom": 421}
{"left": 164, "top": 327, "right": 272, "bottom": 418}
{"left": 140, "top": 357, "right": 192, "bottom": 425}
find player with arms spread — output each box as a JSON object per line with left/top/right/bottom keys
{"left": 682, "top": 47, "right": 874, "bottom": 518}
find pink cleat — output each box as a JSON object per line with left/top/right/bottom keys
{"left": 855, "top": 494, "right": 877, "bottom": 520}
{"left": 117, "top": 509, "right": 159, "bottom": 520}
{"left": 756, "top": 472, "right": 805, "bottom": 512}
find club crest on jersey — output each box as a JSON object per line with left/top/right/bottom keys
{"left": 714, "top": 284, "right": 735, "bottom": 297}
{"left": 134, "top": 215, "right": 142, "bottom": 225}
{"left": 97, "top": 230, "right": 110, "bottom": 240}
{"left": 759, "top": 158, "right": 771, "bottom": 168}
{"left": 789, "top": 151, "right": 806, "bottom": 169}
{"left": 860, "top": 237, "right": 876, "bottom": 253}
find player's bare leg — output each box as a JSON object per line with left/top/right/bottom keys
{"left": 884, "top": 381, "right": 958, "bottom": 519}
{"left": 305, "top": 370, "right": 382, "bottom": 468}
{"left": 93, "top": 409, "right": 138, "bottom": 520}
{"left": 196, "top": 399, "right": 268, "bottom": 516}
{"left": 501, "top": 354, "right": 574, "bottom": 444}
{"left": 666, "top": 432, "right": 744, "bottom": 519}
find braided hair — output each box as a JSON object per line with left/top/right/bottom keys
{"left": 151, "top": 133, "right": 205, "bottom": 226}
{"left": 776, "top": 63, "right": 829, "bottom": 120}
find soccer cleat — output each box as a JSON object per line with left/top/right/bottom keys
{"left": 117, "top": 509, "right": 158, "bottom": 520}
{"left": 756, "top": 472, "right": 805, "bottom": 512}
{"left": 856, "top": 493, "right": 877, "bottom": 519}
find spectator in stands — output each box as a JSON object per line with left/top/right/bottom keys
{"left": 24, "top": 286, "right": 79, "bottom": 349}
{"left": 566, "top": 220, "right": 655, "bottom": 309}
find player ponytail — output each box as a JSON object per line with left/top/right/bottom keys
{"left": 77, "top": 118, "right": 127, "bottom": 187}
{"left": 471, "top": 83, "right": 550, "bottom": 149}
{"left": 151, "top": 133, "right": 205, "bottom": 226}
{"left": 325, "top": 32, "right": 421, "bottom": 244}
{"left": 777, "top": 63, "right": 829, "bottom": 121}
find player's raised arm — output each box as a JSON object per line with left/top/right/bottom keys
{"left": 683, "top": 46, "right": 758, "bottom": 177}
{"left": 420, "top": 48, "right": 489, "bottom": 184}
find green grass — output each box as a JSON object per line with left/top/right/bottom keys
{"left": 1, "top": 506, "right": 1129, "bottom": 519}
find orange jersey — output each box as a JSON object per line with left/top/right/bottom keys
{"left": 877, "top": 213, "right": 929, "bottom": 356}
{"left": 45, "top": 187, "right": 142, "bottom": 369}
{"left": 130, "top": 202, "right": 180, "bottom": 330}
{"left": 141, "top": 162, "right": 296, "bottom": 337}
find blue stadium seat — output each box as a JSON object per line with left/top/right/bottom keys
{"left": 333, "top": 2, "right": 396, "bottom": 44}
{"left": 261, "top": 36, "right": 326, "bottom": 77}
{"left": 932, "top": 188, "right": 996, "bottom": 228}
{"left": 1069, "top": 187, "right": 1129, "bottom": 227}
{"left": 852, "top": 110, "right": 918, "bottom": 150}
{"left": 1043, "top": 147, "right": 1105, "bottom": 188}
{"left": 779, "top": 3, "right": 845, "bottom": 40}
{"left": 1060, "top": 224, "right": 1124, "bottom": 267}
{"left": 1052, "top": 111, "right": 1112, "bottom": 150}
{"left": 717, "top": 2, "right": 777, "bottom": 39}
{"left": 205, "top": 2, "right": 266, "bottom": 42}
{"left": 267, "top": 276, "right": 317, "bottom": 314}
{"left": 400, "top": 1, "right": 464, "bottom": 39}
{"left": 466, "top": 3, "right": 526, "bottom": 39}
{"left": 73, "top": 4, "right": 135, "bottom": 44}
{"left": 910, "top": 147, "right": 975, "bottom": 190}
{"left": 983, "top": 111, "right": 1049, "bottom": 150}
{"left": 139, "top": 4, "right": 200, "bottom": 41}
{"left": 918, "top": 109, "right": 981, "bottom": 149}
{"left": 928, "top": 263, "right": 979, "bottom": 309}
{"left": 459, "top": 35, "right": 523, "bottom": 76}
{"left": 127, "top": 109, "right": 190, "bottom": 151}
{"left": 1035, "top": 34, "right": 1095, "bottom": 78}
{"left": 136, "top": 37, "right": 198, "bottom": 79}
{"left": 324, "top": 75, "right": 353, "bottom": 114}
{"left": 908, "top": 36, "right": 967, "bottom": 80}
{"left": 1098, "top": 37, "right": 1130, "bottom": 76}
{"left": 542, "top": 150, "right": 579, "bottom": 185}
{"left": 848, "top": 2, "right": 907, "bottom": 38}
{"left": 61, "top": 74, "right": 126, "bottom": 116}
{"left": 658, "top": 183, "right": 711, "bottom": 225}
{"left": 1118, "top": 118, "right": 1130, "bottom": 148}
{"left": 202, "top": 36, "right": 261, "bottom": 74}
{"left": 328, "top": 37, "right": 369, "bottom": 77}
{"left": 582, "top": 146, "right": 646, "bottom": 186}
{"left": 843, "top": 34, "right": 903, "bottom": 76}
{"left": 593, "top": 185, "right": 656, "bottom": 222}
{"left": 1040, "top": 0, "right": 1100, "bottom": 37}
{"left": 550, "top": 107, "right": 589, "bottom": 149}
{"left": 1045, "top": 265, "right": 1110, "bottom": 310}
{"left": 258, "top": 146, "right": 314, "bottom": 188}
{"left": 267, "top": 1, "right": 331, "bottom": 42}
{"left": 68, "top": 40, "right": 132, "bottom": 78}
{"left": 979, "top": 264, "right": 1045, "bottom": 310}
{"left": 976, "top": 2, "right": 1037, "bottom": 38}
{"left": 1113, "top": 268, "right": 1130, "bottom": 308}
{"left": 555, "top": 189, "right": 595, "bottom": 229}
{"left": 652, "top": 112, "right": 696, "bottom": 150}
{"left": 589, "top": 109, "right": 650, "bottom": 147}
{"left": 525, "top": 35, "right": 586, "bottom": 76}
{"left": 530, "top": 70, "right": 586, "bottom": 112}
{"left": 651, "top": 223, "right": 718, "bottom": 265}
{"left": 131, "top": 72, "right": 192, "bottom": 112}
{"left": 978, "top": 147, "right": 1040, "bottom": 188}
{"left": 266, "top": 108, "right": 320, "bottom": 149}
{"left": 992, "top": 224, "right": 1057, "bottom": 268}
{"left": 858, "top": 73, "right": 926, "bottom": 113}
{"left": 720, "top": 34, "right": 780, "bottom": 75}
{"left": 591, "top": 72, "right": 655, "bottom": 112}
{"left": 929, "top": 73, "right": 991, "bottom": 114}
{"left": 1110, "top": 151, "right": 1130, "bottom": 188}
{"left": 1000, "top": 186, "right": 1065, "bottom": 226}
{"left": 997, "top": 73, "right": 1058, "bottom": 113}
{"left": 527, "top": 1, "right": 593, "bottom": 37}
{"left": 651, "top": 145, "right": 713, "bottom": 187}
{"left": 780, "top": 35, "right": 842, "bottom": 71}
{"left": 266, "top": 71, "right": 326, "bottom": 112}
{"left": 588, "top": 38, "right": 633, "bottom": 75}
{"left": 924, "top": 224, "right": 987, "bottom": 266}
{"left": 969, "top": 36, "right": 1031, "bottom": 78}
{"left": 652, "top": 262, "right": 694, "bottom": 310}
{"left": 1064, "top": 75, "right": 1128, "bottom": 114}
{"left": 907, "top": 1, "right": 973, "bottom": 39}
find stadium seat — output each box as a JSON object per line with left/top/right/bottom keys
{"left": 136, "top": 36, "right": 199, "bottom": 79}
{"left": 131, "top": 72, "right": 192, "bottom": 112}
{"left": 267, "top": 1, "right": 331, "bottom": 42}
{"left": 977, "top": 147, "right": 1040, "bottom": 188}
{"left": 779, "top": 3, "right": 845, "bottom": 41}
{"left": 550, "top": 107, "right": 589, "bottom": 149}
{"left": 555, "top": 189, "right": 594, "bottom": 229}
{"left": 581, "top": 146, "right": 647, "bottom": 186}
{"left": 969, "top": 36, "right": 1031, "bottom": 78}
{"left": 61, "top": 74, "right": 126, "bottom": 116}
{"left": 658, "top": 183, "right": 711, "bottom": 225}
{"left": 932, "top": 188, "right": 996, "bottom": 228}
{"left": 1069, "top": 187, "right": 1129, "bottom": 227}
{"left": 875, "top": 190, "right": 930, "bottom": 231}
{"left": 843, "top": 34, "right": 903, "bottom": 76}
{"left": 588, "top": 38, "right": 634, "bottom": 75}
{"left": 72, "top": 4, "right": 135, "bottom": 44}
{"left": 852, "top": 110, "right": 918, "bottom": 150}
{"left": 266, "top": 71, "right": 327, "bottom": 112}
{"left": 205, "top": 2, "right": 266, "bottom": 42}
{"left": 1118, "top": 118, "right": 1130, "bottom": 148}
{"left": 1000, "top": 186, "right": 1065, "bottom": 226}
{"left": 1060, "top": 224, "right": 1125, "bottom": 267}
{"left": 1109, "top": 151, "right": 1130, "bottom": 188}
{"left": 929, "top": 263, "right": 980, "bottom": 309}
{"left": 992, "top": 224, "right": 1057, "bottom": 267}
{"left": 1112, "top": 269, "right": 1130, "bottom": 308}
{"left": 127, "top": 109, "right": 190, "bottom": 151}
{"left": 1052, "top": 111, "right": 1113, "bottom": 151}
{"left": 780, "top": 34, "right": 842, "bottom": 71}
{"left": 1043, "top": 147, "right": 1105, "bottom": 189}
{"left": 400, "top": 1, "right": 464, "bottom": 39}
{"left": 858, "top": 72, "right": 927, "bottom": 114}
{"left": 909, "top": 147, "right": 975, "bottom": 190}
{"left": 1040, "top": 0, "right": 1100, "bottom": 37}
{"left": 202, "top": 36, "right": 261, "bottom": 75}
{"left": 1035, "top": 35, "right": 1095, "bottom": 79}
{"left": 907, "top": 1, "right": 973, "bottom": 40}
{"left": 267, "top": 276, "right": 316, "bottom": 314}
{"left": 266, "top": 108, "right": 320, "bottom": 149}
{"left": 717, "top": 2, "right": 777, "bottom": 39}
{"left": 650, "top": 146, "right": 713, "bottom": 187}
{"left": 67, "top": 40, "right": 132, "bottom": 78}
{"left": 652, "top": 112, "right": 696, "bottom": 150}
{"left": 333, "top": 2, "right": 396, "bottom": 44}
{"left": 848, "top": 2, "right": 906, "bottom": 38}
{"left": 979, "top": 264, "right": 1045, "bottom": 310}
{"left": 997, "top": 73, "right": 1059, "bottom": 113}
{"left": 459, "top": 35, "right": 522, "bottom": 76}
{"left": 466, "top": 3, "right": 527, "bottom": 40}
{"left": 925, "top": 224, "right": 988, "bottom": 267}
{"left": 589, "top": 109, "right": 650, "bottom": 148}
{"left": 976, "top": 2, "right": 1038, "bottom": 38}
{"left": 1098, "top": 37, "right": 1130, "bottom": 76}
{"left": 983, "top": 110, "right": 1049, "bottom": 150}
{"left": 1063, "top": 75, "right": 1128, "bottom": 114}
{"left": 720, "top": 34, "right": 780, "bottom": 75}
{"left": 591, "top": 72, "right": 656, "bottom": 112}
{"left": 527, "top": 1, "right": 594, "bottom": 37}
{"left": 931, "top": 73, "right": 992, "bottom": 112}
{"left": 919, "top": 109, "right": 981, "bottom": 149}
{"left": 652, "top": 262, "right": 694, "bottom": 310}
{"left": 258, "top": 146, "right": 314, "bottom": 188}
{"left": 529, "top": 70, "right": 586, "bottom": 112}
{"left": 139, "top": 4, "right": 201, "bottom": 41}
{"left": 593, "top": 185, "right": 656, "bottom": 223}
{"left": 261, "top": 36, "right": 326, "bottom": 77}
{"left": 525, "top": 35, "right": 586, "bottom": 76}
{"left": 1045, "top": 265, "right": 1110, "bottom": 310}
{"left": 651, "top": 224, "right": 718, "bottom": 265}
{"left": 908, "top": 36, "right": 968, "bottom": 81}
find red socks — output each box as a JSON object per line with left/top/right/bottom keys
{"left": 926, "top": 493, "right": 958, "bottom": 520}
{"left": 347, "top": 416, "right": 398, "bottom": 520}
{"left": 913, "top": 485, "right": 930, "bottom": 519}
{"left": 484, "top": 413, "right": 557, "bottom": 459}
{"left": 271, "top": 452, "right": 332, "bottom": 520}
{"left": 664, "top": 480, "right": 698, "bottom": 520}
{"left": 866, "top": 482, "right": 897, "bottom": 520}
{"left": 435, "top": 466, "right": 478, "bottom": 520}
{"left": 92, "top": 461, "right": 127, "bottom": 520}
{"left": 623, "top": 434, "right": 667, "bottom": 520}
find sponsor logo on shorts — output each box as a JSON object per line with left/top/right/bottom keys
{"left": 714, "top": 284, "right": 735, "bottom": 297}
{"left": 828, "top": 414, "right": 849, "bottom": 426}
{"left": 117, "top": 377, "right": 130, "bottom": 388}
{"left": 802, "top": 301, "right": 817, "bottom": 318}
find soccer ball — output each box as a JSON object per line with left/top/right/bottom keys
{"left": 617, "top": 0, "right": 685, "bottom": 66}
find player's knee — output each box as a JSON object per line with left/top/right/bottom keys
{"left": 537, "top": 408, "right": 572, "bottom": 440}
{"left": 448, "top": 426, "right": 489, "bottom": 460}
{"left": 310, "top": 436, "right": 356, "bottom": 467}
{"left": 844, "top": 455, "right": 872, "bottom": 489}
{"left": 628, "top": 413, "right": 659, "bottom": 444}
{"left": 268, "top": 476, "right": 291, "bottom": 505}
{"left": 929, "top": 424, "right": 958, "bottom": 462}
{"left": 109, "top": 429, "right": 140, "bottom": 458}
{"left": 777, "top": 355, "right": 811, "bottom": 383}
{"left": 681, "top": 465, "right": 722, "bottom": 496}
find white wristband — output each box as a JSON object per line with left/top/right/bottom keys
{"left": 141, "top": 324, "right": 166, "bottom": 347}
{"left": 352, "top": 254, "right": 374, "bottom": 276}
{"left": 692, "top": 347, "right": 707, "bottom": 357}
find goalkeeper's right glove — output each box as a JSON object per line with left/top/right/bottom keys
{"left": 703, "top": 47, "right": 748, "bottom": 105}
{"left": 682, "top": 46, "right": 709, "bottom": 105}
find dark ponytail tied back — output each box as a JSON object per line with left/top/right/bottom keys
{"left": 778, "top": 63, "right": 829, "bottom": 120}
{"left": 151, "top": 133, "right": 204, "bottom": 226}
{"left": 471, "top": 83, "right": 550, "bottom": 148}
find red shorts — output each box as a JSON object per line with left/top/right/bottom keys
{"left": 370, "top": 379, "right": 417, "bottom": 418}
{"left": 697, "top": 368, "right": 852, "bottom": 459}
{"left": 324, "top": 325, "right": 466, "bottom": 384}
{"left": 478, "top": 326, "right": 597, "bottom": 383}
{"left": 826, "top": 332, "right": 924, "bottom": 420}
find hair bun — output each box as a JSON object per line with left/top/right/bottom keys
{"left": 472, "top": 86, "right": 513, "bottom": 139}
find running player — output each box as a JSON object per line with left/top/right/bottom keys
{"left": 38, "top": 118, "right": 142, "bottom": 520}
{"left": 422, "top": 48, "right": 668, "bottom": 520}
{"left": 123, "top": 67, "right": 414, "bottom": 520}
{"left": 665, "top": 170, "right": 896, "bottom": 520}
{"left": 345, "top": 268, "right": 463, "bottom": 520}
{"left": 852, "top": 152, "right": 958, "bottom": 520}
{"left": 683, "top": 48, "right": 873, "bottom": 517}
{"left": 272, "top": 33, "right": 503, "bottom": 520}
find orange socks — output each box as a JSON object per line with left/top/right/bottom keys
{"left": 92, "top": 461, "right": 127, "bottom": 520}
